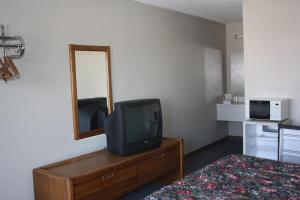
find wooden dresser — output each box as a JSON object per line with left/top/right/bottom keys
{"left": 33, "top": 138, "right": 183, "bottom": 200}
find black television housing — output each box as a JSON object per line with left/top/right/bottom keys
{"left": 106, "top": 99, "right": 162, "bottom": 156}
{"left": 77, "top": 97, "right": 108, "bottom": 132}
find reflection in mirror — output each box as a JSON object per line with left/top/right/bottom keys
{"left": 69, "top": 45, "right": 113, "bottom": 140}
{"left": 231, "top": 51, "right": 244, "bottom": 96}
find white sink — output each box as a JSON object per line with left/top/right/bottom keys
{"left": 216, "top": 103, "right": 245, "bottom": 122}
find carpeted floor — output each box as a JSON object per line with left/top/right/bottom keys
{"left": 120, "top": 136, "right": 243, "bottom": 200}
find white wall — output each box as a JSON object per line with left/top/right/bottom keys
{"left": 0, "top": 0, "right": 226, "bottom": 199}
{"left": 243, "top": 0, "right": 300, "bottom": 124}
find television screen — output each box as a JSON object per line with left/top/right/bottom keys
{"left": 106, "top": 99, "right": 162, "bottom": 156}
{"left": 124, "top": 103, "right": 160, "bottom": 144}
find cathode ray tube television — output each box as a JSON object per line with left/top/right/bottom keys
{"left": 105, "top": 99, "right": 162, "bottom": 156}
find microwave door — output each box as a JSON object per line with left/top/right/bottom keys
{"left": 250, "top": 101, "right": 270, "bottom": 120}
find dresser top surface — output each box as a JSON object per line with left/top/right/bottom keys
{"left": 37, "top": 138, "right": 179, "bottom": 178}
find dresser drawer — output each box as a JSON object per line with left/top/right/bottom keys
{"left": 74, "top": 165, "right": 137, "bottom": 200}
{"left": 137, "top": 146, "right": 180, "bottom": 182}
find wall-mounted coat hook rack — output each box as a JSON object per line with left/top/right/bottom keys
{"left": 0, "top": 25, "right": 24, "bottom": 82}
{"left": 0, "top": 25, "right": 25, "bottom": 58}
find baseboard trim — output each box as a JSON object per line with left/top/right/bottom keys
{"left": 184, "top": 136, "right": 229, "bottom": 159}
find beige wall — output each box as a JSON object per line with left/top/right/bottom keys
{"left": 0, "top": 0, "right": 226, "bottom": 199}
{"left": 243, "top": 0, "right": 300, "bottom": 124}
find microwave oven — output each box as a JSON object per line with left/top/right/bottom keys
{"left": 245, "top": 98, "right": 290, "bottom": 121}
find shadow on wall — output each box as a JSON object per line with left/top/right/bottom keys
{"left": 204, "top": 47, "right": 223, "bottom": 106}
{"left": 203, "top": 47, "right": 226, "bottom": 141}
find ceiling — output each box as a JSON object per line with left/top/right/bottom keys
{"left": 134, "top": 0, "right": 243, "bottom": 24}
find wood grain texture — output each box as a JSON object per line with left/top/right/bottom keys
{"left": 33, "top": 138, "right": 184, "bottom": 200}
{"left": 33, "top": 169, "right": 73, "bottom": 200}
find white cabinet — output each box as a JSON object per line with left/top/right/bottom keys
{"left": 279, "top": 125, "right": 300, "bottom": 164}
{"left": 243, "top": 121, "right": 279, "bottom": 161}
{"left": 217, "top": 104, "right": 245, "bottom": 122}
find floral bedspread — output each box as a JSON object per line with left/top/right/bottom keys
{"left": 144, "top": 154, "right": 300, "bottom": 200}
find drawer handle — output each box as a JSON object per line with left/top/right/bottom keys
{"left": 155, "top": 153, "right": 165, "bottom": 160}
{"left": 102, "top": 173, "right": 114, "bottom": 181}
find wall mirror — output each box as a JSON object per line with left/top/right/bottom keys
{"left": 69, "top": 44, "right": 113, "bottom": 140}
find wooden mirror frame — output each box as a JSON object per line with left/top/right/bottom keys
{"left": 69, "top": 44, "right": 113, "bottom": 140}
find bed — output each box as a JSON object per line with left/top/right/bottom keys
{"left": 144, "top": 154, "right": 300, "bottom": 200}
